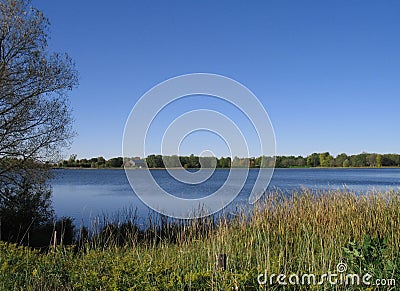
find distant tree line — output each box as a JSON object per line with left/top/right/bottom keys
{"left": 275, "top": 152, "right": 397, "bottom": 168}
{"left": 58, "top": 152, "right": 400, "bottom": 169}
{"left": 58, "top": 155, "right": 124, "bottom": 168}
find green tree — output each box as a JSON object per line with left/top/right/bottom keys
{"left": 96, "top": 157, "right": 106, "bottom": 168}
{"left": 0, "top": 0, "right": 77, "bottom": 244}
{"left": 179, "top": 156, "right": 189, "bottom": 168}
{"left": 376, "top": 154, "right": 382, "bottom": 168}
{"left": 381, "top": 154, "right": 400, "bottom": 167}
{"left": 306, "top": 153, "right": 320, "bottom": 167}
{"left": 218, "top": 157, "right": 231, "bottom": 168}
{"left": 261, "top": 156, "right": 275, "bottom": 168}
{"left": 281, "top": 156, "right": 296, "bottom": 168}
{"left": 78, "top": 158, "right": 90, "bottom": 168}
{"left": 335, "top": 153, "right": 348, "bottom": 167}
{"left": 366, "top": 154, "right": 377, "bottom": 167}
{"left": 146, "top": 155, "right": 163, "bottom": 168}
{"left": 188, "top": 154, "right": 199, "bottom": 168}
{"left": 249, "top": 157, "right": 256, "bottom": 168}
{"left": 106, "top": 157, "right": 123, "bottom": 168}
{"left": 199, "top": 156, "right": 217, "bottom": 168}
{"left": 295, "top": 156, "right": 306, "bottom": 167}
{"left": 67, "top": 154, "right": 77, "bottom": 167}
{"left": 163, "top": 155, "right": 181, "bottom": 168}
{"left": 350, "top": 153, "right": 367, "bottom": 167}
{"left": 319, "top": 152, "right": 333, "bottom": 167}
{"left": 274, "top": 156, "right": 283, "bottom": 168}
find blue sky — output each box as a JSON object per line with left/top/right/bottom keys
{"left": 32, "top": 1, "right": 400, "bottom": 159}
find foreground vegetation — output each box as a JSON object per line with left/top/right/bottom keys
{"left": 0, "top": 189, "right": 399, "bottom": 290}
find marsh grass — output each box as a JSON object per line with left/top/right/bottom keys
{"left": 0, "top": 189, "right": 399, "bottom": 290}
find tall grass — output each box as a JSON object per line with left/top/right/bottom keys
{"left": 0, "top": 189, "right": 399, "bottom": 290}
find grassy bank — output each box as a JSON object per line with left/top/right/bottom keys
{"left": 1, "top": 189, "right": 399, "bottom": 290}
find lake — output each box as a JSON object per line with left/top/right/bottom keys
{"left": 51, "top": 168, "right": 400, "bottom": 225}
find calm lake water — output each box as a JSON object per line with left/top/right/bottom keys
{"left": 51, "top": 168, "right": 400, "bottom": 225}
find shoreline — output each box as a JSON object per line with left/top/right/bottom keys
{"left": 52, "top": 166, "right": 400, "bottom": 170}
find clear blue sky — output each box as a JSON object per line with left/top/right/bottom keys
{"left": 32, "top": 0, "right": 400, "bottom": 159}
